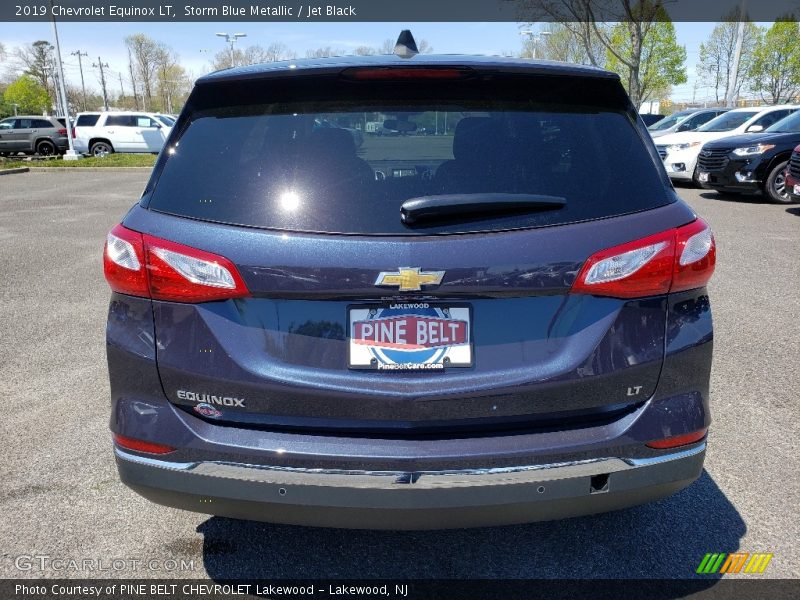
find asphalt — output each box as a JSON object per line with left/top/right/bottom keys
{"left": 0, "top": 171, "right": 797, "bottom": 581}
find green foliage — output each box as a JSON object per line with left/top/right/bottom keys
{"left": 746, "top": 17, "right": 800, "bottom": 104}
{"left": 605, "top": 11, "right": 687, "bottom": 106}
{"left": 4, "top": 75, "right": 50, "bottom": 114}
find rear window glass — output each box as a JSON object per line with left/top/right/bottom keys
{"left": 106, "top": 115, "right": 135, "bottom": 127}
{"left": 33, "top": 119, "right": 53, "bottom": 128}
{"left": 148, "top": 74, "right": 671, "bottom": 235}
{"left": 76, "top": 114, "right": 100, "bottom": 126}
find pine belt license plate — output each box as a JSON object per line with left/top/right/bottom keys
{"left": 698, "top": 172, "right": 710, "bottom": 183}
{"left": 348, "top": 303, "right": 472, "bottom": 370}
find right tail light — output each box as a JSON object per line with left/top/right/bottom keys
{"left": 571, "top": 218, "right": 716, "bottom": 298}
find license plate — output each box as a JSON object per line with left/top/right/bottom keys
{"left": 348, "top": 303, "right": 472, "bottom": 370}
{"left": 698, "top": 172, "right": 709, "bottom": 183}
{"left": 794, "top": 184, "right": 800, "bottom": 195}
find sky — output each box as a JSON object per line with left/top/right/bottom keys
{"left": 0, "top": 21, "right": 730, "bottom": 103}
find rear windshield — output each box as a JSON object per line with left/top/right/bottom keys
{"left": 148, "top": 73, "right": 671, "bottom": 235}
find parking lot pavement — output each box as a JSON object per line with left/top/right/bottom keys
{"left": 1, "top": 171, "right": 798, "bottom": 580}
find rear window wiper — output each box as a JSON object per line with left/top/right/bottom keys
{"left": 400, "top": 193, "right": 566, "bottom": 225}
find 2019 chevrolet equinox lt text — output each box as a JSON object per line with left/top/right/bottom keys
{"left": 104, "top": 42, "right": 717, "bottom": 529}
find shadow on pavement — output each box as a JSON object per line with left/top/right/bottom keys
{"left": 198, "top": 470, "right": 744, "bottom": 587}
{"left": 786, "top": 206, "right": 800, "bottom": 216}
{"left": 697, "top": 191, "right": 771, "bottom": 204}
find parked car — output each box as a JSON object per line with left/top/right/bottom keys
{"left": 786, "top": 144, "right": 800, "bottom": 202}
{"left": 648, "top": 108, "right": 729, "bottom": 139}
{"left": 656, "top": 105, "right": 799, "bottom": 184}
{"left": 639, "top": 113, "right": 665, "bottom": 126}
{"left": 697, "top": 110, "right": 800, "bottom": 203}
{"left": 73, "top": 111, "right": 172, "bottom": 156}
{"left": 0, "top": 115, "right": 68, "bottom": 156}
{"left": 105, "top": 48, "right": 716, "bottom": 529}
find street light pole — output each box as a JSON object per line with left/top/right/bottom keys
{"left": 48, "top": 0, "right": 80, "bottom": 159}
{"left": 519, "top": 29, "right": 552, "bottom": 60}
{"left": 215, "top": 32, "right": 247, "bottom": 67}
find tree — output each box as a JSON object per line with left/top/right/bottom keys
{"left": 746, "top": 17, "right": 800, "bottom": 105}
{"left": 210, "top": 43, "right": 295, "bottom": 71}
{"left": 697, "top": 10, "right": 759, "bottom": 104}
{"left": 0, "top": 42, "right": 6, "bottom": 62}
{"left": 14, "top": 40, "right": 54, "bottom": 99}
{"left": 125, "top": 34, "right": 161, "bottom": 110}
{"left": 523, "top": 0, "right": 685, "bottom": 107}
{"left": 306, "top": 47, "right": 340, "bottom": 58}
{"left": 4, "top": 75, "right": 50, "bottom": 114}
{"left": 605, "top": 15, "right": 687, "bottom": 106}
{"left": 353, "top": 46, "right": 377, "bottom": 56}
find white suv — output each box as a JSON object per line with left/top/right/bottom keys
{"left": 73, "top": 111, "right": 173, "bottom": 156}
{"left": 656, "top": 105, "right": 798, "bottom": 183}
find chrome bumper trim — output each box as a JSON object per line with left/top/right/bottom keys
{"left": 115, "top": 443, "right": 705, "bottom": 490}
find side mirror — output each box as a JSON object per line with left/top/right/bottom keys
{"left": 746, "top": 124, "right": 764, "bottom": 133}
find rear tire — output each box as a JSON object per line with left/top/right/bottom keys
{"left": 36, "top": 140, "right": 56, "bottom": 156}
{"left": 90, "top": 141, "right": 113, "bottom": 158}
{"left": 764, "top": 161, "right": 795, "bottom": 204}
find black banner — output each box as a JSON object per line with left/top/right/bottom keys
{"left": 3, "top": 0, "right": 800, "bottom": 23}
{"left": 3, "top": 580, "right": 800, "bottom": 600}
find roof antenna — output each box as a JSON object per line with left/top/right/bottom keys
{"left": 394, "top": 30, "right": 419, "bottom": 59}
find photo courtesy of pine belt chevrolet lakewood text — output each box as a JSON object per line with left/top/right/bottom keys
{"left": 104, "top": 32, "right": 717, "bottom": 529}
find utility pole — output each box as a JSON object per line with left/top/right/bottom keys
{"left": 71, "top": 50, "right": 88, "bottom": 111}
{"left": 118, "top": 73, "right": 125, "bottom": 106}
{"left": 726, "top": 0, "right": 748, "bottom": 108}
{"left": 128, "top": 48, "right": 139, "bottom": 110}
{"left": 93, "top": 57, "right": 110, "bottom": 111}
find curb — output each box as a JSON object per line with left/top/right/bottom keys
{"left": 0, "top": 167, "right": 31, "bottom": 176}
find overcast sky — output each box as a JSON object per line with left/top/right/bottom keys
{"left": 0, "top": 21, "right": 739, "bottom": 103}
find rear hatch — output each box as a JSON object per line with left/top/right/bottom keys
{"left": 129, "top": 60, "right": 693, "bottom": 434}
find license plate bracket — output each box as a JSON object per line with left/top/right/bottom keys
{"left": 347, "top": 302, "right": 472, "bottom": 370}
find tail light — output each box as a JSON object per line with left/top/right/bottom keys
{"left": 103, "top": 224, "right": 250, "bottom": 303}
{"left": 571, "top": 218, "right": 715, "bottom": 298}
{"left": 57, "top": 128, "right": 67, "bottom": 136}
{"left": 71, "top": 127, "right": 76, "bottom": 138}
{"left": 646, "top": 428, "right": 708, "bottom": 449}
{"left": 113, "top": 433, "right": 175, "bottom": 455}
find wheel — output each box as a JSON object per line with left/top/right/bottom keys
{"left": 764, "top": 161, "right": 793, "bottom": 204}
{"left": 90, "top": 141, "right": 113, "bottom": 158}
{"left": 36, "top": 140, "right": 56, "bottom": 156}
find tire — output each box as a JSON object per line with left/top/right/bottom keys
{"left": 90, "top": 141, "right": 113, "bottom": 158}
{"left": 35, "top": 140, "right": 56, "bottom": 156}
{"left": 764, "top": 160, "right": 794, "bottom": 204}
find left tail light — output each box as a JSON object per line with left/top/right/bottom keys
{"left": 571, "top": 218, "right": 716, "bottom": 298}
{"left": 57, "top": 128, "right": 67, "bottom": 136}
{"left": 103, "top": 224, "right": 250, "bottom": 303}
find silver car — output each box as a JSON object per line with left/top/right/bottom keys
{"left": 648, "top": 108, "right": 729, "bottom": 139}
{"left": 0, "top": 115, "right": 68, "bottom": 156}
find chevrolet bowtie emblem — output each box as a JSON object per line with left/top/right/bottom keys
{"left": 374, "top": 267, "right": 445, "bottom": 292}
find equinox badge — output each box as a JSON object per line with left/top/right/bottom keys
{"left": 375, "top": 267, "right": 445, "bottom": 292}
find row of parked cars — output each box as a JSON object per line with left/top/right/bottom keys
{"left": 0, "top": 111, "right": 175, "bottom": 158}
{"left": 647, "top": 105, "right": 800, "bottom": 204}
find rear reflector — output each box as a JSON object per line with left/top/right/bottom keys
{"left": 113, "top": 433, "right": 175, "bottom": 455}
{"left": 342, "top": 67, "right": 472, "bottom": 80}
{"left": 103, "top": 224, "right": 250, "bottom": 303}
{"left": 646, "top": 428, "right": 708, "bottom": 449}
{"left": 571, "top": 218, "right": 715, "bottom": 299}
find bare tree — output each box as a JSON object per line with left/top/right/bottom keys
{"left": 306, "top": 47, "right": 341, "bottom": 59}
{"left": 353, "top": 46, "right": 377, "bottom": 56}
{"left": 14, "top": 40, "right": 54, "bottom": 97}
{"left": 697, "top": 9, "right": 759, "bottom": 104}
{"left": 125, "top": 34, "right": 161, "bottom": 110}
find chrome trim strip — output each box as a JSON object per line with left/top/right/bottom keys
{"left": 116, "top": 443, "right": 705, "bottom": 490}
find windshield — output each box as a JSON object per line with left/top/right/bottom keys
{"left": 698, "top": 111, "right": 758, "bottom": 132}
{"left": 148, "top": 75, "right": 671, "bottom": 235}
{"left": 765, "top": 111, "right": 800, "bottom": 133}
{"left": 648, "top": 111, "right": 693, "bottom": 131}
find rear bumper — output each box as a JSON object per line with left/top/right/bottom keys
{"left": 115, "top": 443, "right": 705, "bottom": 529}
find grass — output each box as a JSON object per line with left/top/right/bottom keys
{"left": 0, "top": 153, "right": 157, "bottom": 169}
